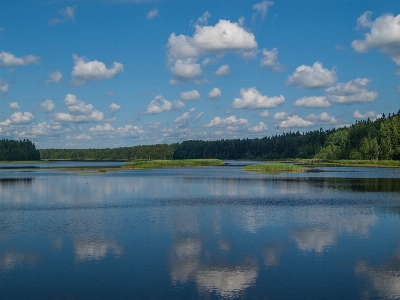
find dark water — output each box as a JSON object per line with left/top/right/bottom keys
{"left": 0, "top": 162, "right": 400, "bottom": 299}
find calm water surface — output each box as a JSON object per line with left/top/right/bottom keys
{"left": 0, "top": 161, "right": 400, "bottom": 299}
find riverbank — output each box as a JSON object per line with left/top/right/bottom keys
{"left": 296, "top": 159, "right": 400, "bottom": 168}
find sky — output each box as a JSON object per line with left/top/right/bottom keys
{"left": 0, "top": 0, "right": 399, "bottom": 149}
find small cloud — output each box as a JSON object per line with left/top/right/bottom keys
{"left": 180, "top": 90, "right": 201, "bottom": 101}
{"left": 40, "top": 99, "right": 55, "bottom": 113}
{"left": 259, "top": 110, "right": 270, "bottom": 117}
{"left": 49, "top": 6, "right": 76, "bottom": 25}
{"left": 145, "top": 95, "right": 185, "bottom": 114}
{"left": 107, "top": 91, "right": 115, "bottom": 96}
{"left": 253, "top": 0, "right": 274, "bottom": 21}
{"left": 326, "top": 78, "right": 378, "bottom": 104}
{"left": 194, "top": 11, "right": 211, "bottom": 26}
{"left": 0, "top": 79, "right": 9, "bottom": 97}
{"left": 109, "top": 103, "right": 121, "bottom": 114}
{"left": 273, "top": 111, "right": 288, "bottom": 120}
{"left": 71, "top": 54, "right": 124, "bottom": 85}
{"left": 45, "top": 70, "right": 62, "bottom": 84}
{"left": 10, "top": 112, "right": 34, "bottom": 125}
{"left": 286, "top": 62, "right": 337, "bottom": 89}
{"left": 147, "top": 8, "right": 158, "bottom": 19}
{"left": 208, "top": 87, "right": 221, "bottom": 100}
{"left": 260, "top": 48, "right": 284, "bottom": 72}
{"left": 293, "top": 96, "right": 331, "bottom": 108}
{"left": 278, "top": 115, "right": 314, "bottom": 128}
{"left": 9, "top": 102, "right": 20, "bottom": 110}
{"left": 215, "top": 64, "right": 231, "bottom": 77}
{"left": 306, "top": 112, "right": 337, "bottom": 124}
{"left": 232, "top": 87, "right": 284, "bottom": 109}
{"left": 0, "top": 51, "right": 40, "bottom": 67}
{"left": 353, "top": 110, "right": 376, "bottom": 119}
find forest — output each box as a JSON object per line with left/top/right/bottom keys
{"left": 0, "top": 139, "right": 40, "bottom": 161}
{"left": 38, "top": 110, "right": 400, "bottom": 161}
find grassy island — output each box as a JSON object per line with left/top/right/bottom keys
{"left": 244, "top": 162, "right": 305, "bottom": 173}
{"left": 122, "top": 159, "right": 225, "bottom": 169}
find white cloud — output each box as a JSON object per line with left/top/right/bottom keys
{"left": 326, "top": 78, "right": 378, "bottom": 104}
{"left": 286, "top": 62, "right": 337, "bottom": 89}
{"left": 109, "top": 103, "right": 121, "bottom": 113}
{"left": 306, "top": 112, "right": 337, "bottom": 124}
{"left": 10, "top": 112, "right": 34, "bottom": 125}
{"left": 167, "top": 19, "right": 257, "bottom": 81}
{"left": 273, "top": 112, "right": 288, "bottom": 120}
{"left": 174, "top": 108, "right": 196, "bottom": 129}
{"left": 49, "top": 6, "right": 75, "bottom": 25}
{"left": 248, "top": 121, "right": 268, "bottom": 133}
{"left": 208, "top": 87, "right": 221, "bottom": 100}
{"left": 9, "top": 102, "right": 20, "bottom": 110}
{"left": 215, "top": 64, "right": 231, "bottom": 76}
{"left": 71, "top": 54, "right": 124, "bottom": 85}
{"left": 352, "top": 12, "right": 400, "bottom": 68}
{"left": 232, "top": 87, "right": 284, "bottom": 109}
{"left": 195, "top": 11, "right": 211, "bottom": 26}
{"left": 145, "top": 95, "right": 185, "bottom": 114}
{"left": 353, "top": 110, "right": 376, "bottom": 119}
{"left": 180, "top": 90, "right": 200, "bottom": 101}
{"left": 204, "top": 115, "right": 248, "bottom": 128}
{"left": 147, "top": 8, "right": 158, "bottom": 19}
{"left": 203, "top": 115, "right": 266, "bottom": 134}
{"left": 76, "top": 133, "right": 92, "bottom": 140}
{"left": 45, "top": 70, "right": 62, "bottom": 84}
{"left": 253, "top": 0, "right": 274, "bottom": 20}
{"left": 278, "top": 115, "right": 314, "bottom": 128}
{"left": 0, "top": 79, "right": 9, "bottom": 96}
{"left": 170, "top": 59, "right": 202, "bottom": 81}
{"left": 260, "top": 48, "right": 283, "bottom": 72}
{"left": 259, "top": 110, "right": 270, "bottom": 117}
{"left": 0, "top": 51, "right": 40, "bottom": 67}
{"left": 89, "top": 123, "right": 115, "bottom": 132}
{"left": 293, "top": 96, "right": 331, "bottom": 108}
{"left": 53, "top": 94, "right": 104, "bottom": 123}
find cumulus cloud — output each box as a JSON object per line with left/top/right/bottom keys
{"left": 208, "top": 87, "right": 221, "bottom": 100}
{"left": 9, "top": 112, "right": 34, "bottom": 125}
{"left": 9, "top": 102, "right": 20, "bottom": 110}
{"left": 145, "top": 95, "right": 185, "bottom": 114}
{"left": 40, "top": 99, "right": 55, "bottom": 113}
{"left": 353, "top": 110, "right": 376, "bottom": 119}
{"left": 260, "top": 48, "right": 283, "bottom": 72}
{"left": 180, "top": 90, "right": 200, "bottom": 101}
{"left": 194, "top": 11, "right": 211, "bottom": 26}
{"left": 352, "top": 12, "right": 400, "bottom": 68}
{"left": 293, "top": 96, "right": 331, "bottom": 108}
{"left": 147, "top": 8, "right": 158, "bottom": 19}
{"left": 45, "top": 70, "right": 62, "bottom": 84}
{"left": 306, "top": 112, "right": 337, "bottom": 124}
{"left": 204, "top": 115, "right": 267, "bottom": 134}
{"left": 53, "top": 94, "right": 104, "bottom": 123}
{"left": 286, "top": 62, "right": 337, "bottom": 89}
{"left": 174, "top": 108, "right": 196, "bottom": 129}
{"left": 215, "top": 64, "right": 231, "bottom": 76}
{"left": 273, "top": 111, "right": 288, "bottom": 120}
{"left": 109, "top": 103, "right": 121, "bottom": 114}
{"left": 253, "top": 0, "right": 274, "bottom": 20}
{"left": 0, "top": 51, "right": 40, "bottom": 67}
{"left": 170, "top": 59, "right": 202, "bottom": 81}
{"left": 259, "top": 110, "right": 270, "bottom": 117}
{"left": 0, "top": 79, "right": 9, "bottom": 97}
{"left": 167, "top": 19, "right": 257, "bottom": 82}
{"left": 49, "top": 6, "right": 75, "bottom": 25}
{"left": 232, "top": 87, "right": 284, "bottom": 109}
{"left": 277, "top": 115, "right": 314, "bottom": 128}
{"left": 326, "top": 78, "right": 378, "bottom": 104}
{"left": 71, "top": 54, "right": 124, "bottom": 85}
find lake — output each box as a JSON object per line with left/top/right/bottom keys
{"left": 0, "top": 161, "right": 399, "bottom": 299}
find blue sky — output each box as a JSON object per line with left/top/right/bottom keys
{"left": 0, "top": 0, "right": 399, "bottom": 148}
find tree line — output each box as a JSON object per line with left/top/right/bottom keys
{"left": 0, "top": 139, "right": 40, "bottom": 161}
{"left": 38, "top": 110, "right": 400, "bottom": 161}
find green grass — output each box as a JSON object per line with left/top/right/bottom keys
{"left": 244, "top": 162, "right": 305, "bottom": 173}
{"left": 297, "top": 159, "right": 400, "bottom": 167}
{"left": 122, "top": 159, "right": 225, "bottom": 169}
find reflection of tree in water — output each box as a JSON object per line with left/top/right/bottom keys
{"left": 355, "top": 246, "right": 400, "bottom": 299}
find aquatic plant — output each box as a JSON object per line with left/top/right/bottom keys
{"left": 244, "top": 162, "right": 304, "bottom": 172}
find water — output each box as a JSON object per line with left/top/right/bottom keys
{"left": 0, "top": 162, "right": 400, "bottom": 299}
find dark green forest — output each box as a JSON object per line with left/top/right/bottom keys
{"left": 0, "top": 139, "right": 40, "bottom": 161}
{"left": 38, "top": 111, "right": 400, "bottom": 161}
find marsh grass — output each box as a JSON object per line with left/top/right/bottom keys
{"left": 122, "top": 159, "right": 225, "bottom": 169}
{"left": 297, "top": 159, "right": 400, "bottom": 167}
{"left": 244, "top": 162, "right": 304, "bottom": 173}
